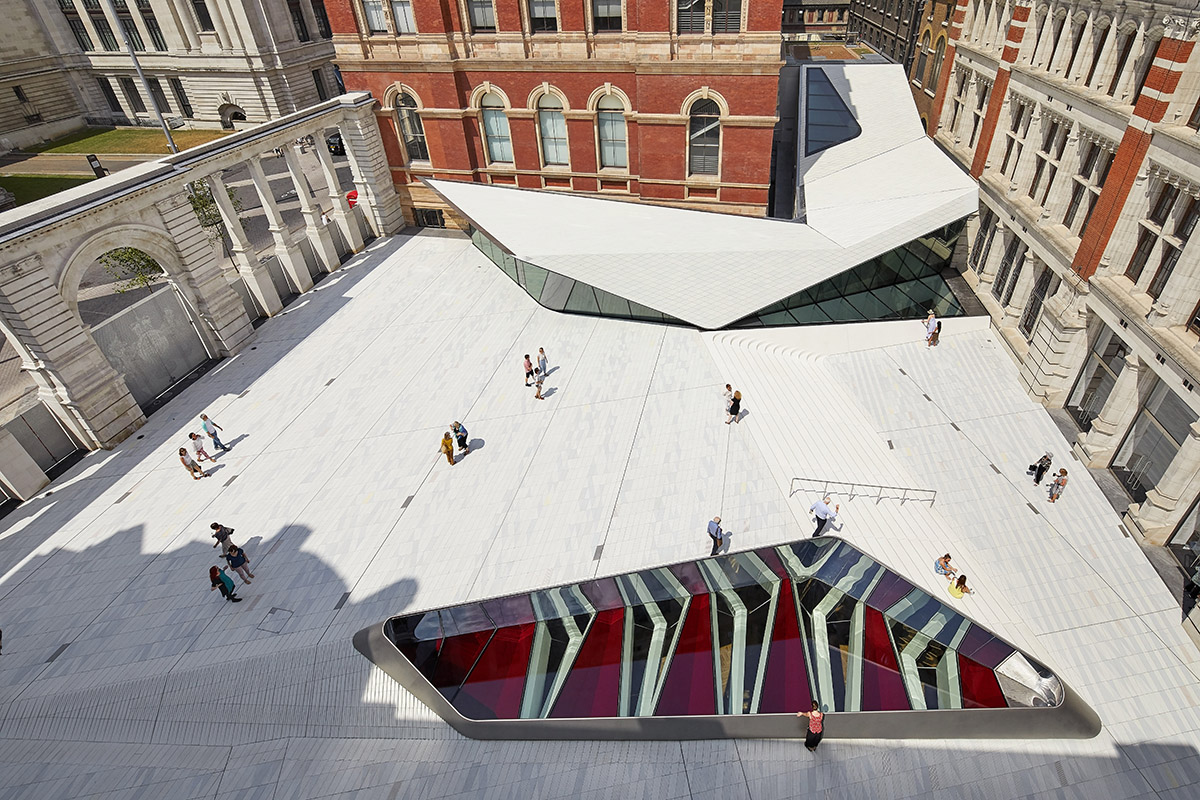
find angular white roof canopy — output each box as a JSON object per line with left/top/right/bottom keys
{"left": 427, "top": 63, "right": 976, "bottom": 330}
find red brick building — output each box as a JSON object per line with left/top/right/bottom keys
{"left": 325, "top": 0, "right": 784, "bottom": 225}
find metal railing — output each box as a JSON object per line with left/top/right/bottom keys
{"left": 789, "top": 476, "right": 937, "bottom": 505}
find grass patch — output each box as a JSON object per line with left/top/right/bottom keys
{"left": 0, "top": 174, "right": 96, "bottom": 206}
{"left": 25, "top": 127, "right": 231, "bottom": 155}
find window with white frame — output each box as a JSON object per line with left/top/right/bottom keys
{"left": 968, "top": 81, "right": 990, "bottom": 149}
{"left": 592, "top": 0, "right": 620, "bottom": 31}
{"left": 1124, "top": 180, "right": 1198, "bottom": 301}
{"left": 712, "top": 0, "right": 741, "bottom": 33}
{"left": 947, "top": 73, "right": 967, "bottom": 130}
{"left": 362, "top": 0, "right": 386, "bottom": 32}
{"left": 677, "top": 0, "right": 704, "bottom": 32}
{"left": 998, "top": 100, "right": 1030, "bottom": 179}
{"left": 530, "top": 0, "right": 556, "bottom": 32}
{"left": 468, "top": 0, "right": 495, "bottom": 32}
{"left": 537, "top": 95, "right": 569, "bottom": 166}
{"left": 1027, "top": 117, "right": 1068, "bottom": 208}
{"left": 1062, "top": 138, "right": 1113, "bottom": 235}
{"left": 1147, "top": 195, "right": 1200, "bottom": 300}
{"left": 991, "top": 235, "right": 1025, "bottom": 304}
{"left": 396, "top": 92, "right": 428, "bottom": 161}
{"left": 596, "top": 94, "right": 627, "bottom": 168}
{"left": 914, "top": 32, "right": 930, "bottom": 86}
{"left": 688, "top": 98, "right": 720, "bottom": 176}
{"left": 481, "top": 92, "right": 512, "bottom": 163}
{"left": 930, "top": 37, "right": 946, "bottom": 88}
{"left": 391, "top": 0, "right": 415, "bottom": 33}
{"left": 969, "top": 207, "right": 998, "bottom": 271}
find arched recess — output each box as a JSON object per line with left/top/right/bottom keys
{"left": 59, "top": 225, "right": 221, "bottom": 356}
{"left": 383, "top": 82, "right": 424, "bottom": 112}
{"left": 468, "top": 82, "right": 513, "bottom": 110}
{"left": 526, "top": 82, "right": 571, "bottom": 111}
{"left": 586, "top": 83, "right": 632, "bottom": 112}
{"left": 679, "top": 87, "right": 730, "bottom": 118}
{"left": 218, "top": 104, "right": 247, "bottom": 129}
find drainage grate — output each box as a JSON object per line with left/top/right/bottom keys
{"left": 950, "top": 422, "right": 960, "bottom": 431}
{"left": 923, "top": 394, "right": 932, "bottom": 402}
{"left": 223, "top": 475, "right": 238, "bottom": 487}
{"left": 898, "top": 368, "right": 907, "bottom": 375}
{"left": 1027, "top": 502, "right": 1040, "bottom": 515}
{"left": 1054, "top": 761, "right": 1068, "bottom": 787}
{"left": 593, "top": 545, "right": 604, "bottom": 561}
{"left": 401, "top": 495, "right": 414, "bottom": 509}
{"left": 334, "top": 591, "right": 351, "bottom": 610}
{"left": 325, "top": 378, "right": 336, "bottom": 386}
{"left": 116, "top": 491, "right": 132, "bottom": 503}
{"left": 45, "top": 644, "right": 70, "bottom": 664}
{"left": 238, "top": 390, "right": 250, "bottom": 398}
{"left": 887, "top": 440, "right": 894, "bottom": 450}
{"left": 258, "top": 607, "right": 293, "bottom": 634}
{"left": 989, "top": 464, "right": 1001, "bottom": 474}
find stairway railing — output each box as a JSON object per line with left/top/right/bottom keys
{"left": 789, "top": 476, "right": 937, "bottom": 505}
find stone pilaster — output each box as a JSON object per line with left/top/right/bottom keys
{"left": 1076, "top": 351, "right": 1141, "bottom": 465}
{"left": 337, "top": 101, "right": 406, "bottom": 237}
{"left": 283, "top": 144, "right": 340, "bottom": 273}
{"left": 1127, "top": 421, "right": 1200, "bottom": 544}
{"left": 314, "top": 140, "right": 365, "bottom": 254}
{"left": 207, "top": 172, "right": 283, "bottom": 316}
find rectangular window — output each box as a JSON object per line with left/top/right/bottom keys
{"left": 313, "top": 0, "right": 333, "bottom": 38}
{"left": 712, "top": 0, "right": 741, "bottom": 33}
{"left": 390, "top": 0, "right": 415, "bottom": 33}
{"left": 313, "top": 69, "right": 328, "bottom": 101}
{"left": 677, "top": 0, "right": 704, "bottom": 32}
{"left": 592, "top": 0, "right": 621, "bottom": 31}
{"left": 288, "top": 0, "right": 310, "bottom": 41}
{"left": 191, "top": 0, "right": 215, "bottom": 31}
{"left": 67, "top": 17, "right": 94, "bottom": 50}
{"left": 1063, "top": 182, "right": 1087, "bottom": 228}
{"left": 482, "top": 108, "right": 513, "bottom": 163}
{"left": 143, "top": 13, "right": 168, "bottom": 49}
{"left": 13, "top": 86, "right": 28, "bottom": 103}
{"left": 598, "top": 110, "right": 627, "bottom": 168}
{"left": 530, "top": 0, "right": 556, "bottom": 32}
{"left": 1148, "top": 246, "right": 1180, "bottom": 300}
{"left": 147, "top": 77, "right": 170, "bottom": 114}
{"left": 468, "top": 0, "right": 495, "bottom": 32}
{"left": 91, "top": 14, "right": 119, "bottom": 49}
{"left": 362, "top": 0, "right": 386, "bottom": 32}
{"left": 97, "top": 77, "right": 122, "bottom": 113}
{"left": 169, "top": 78, "right": 193, "bottom": 117}
{"left": 1189, "top": 98, "right": 1200, "bottom": 131}
{"left": 1125, "top": 227, "right": 1156, "bottom": 282}
{"left": 118, "top": 15, "right": 144, "bottom": 50}
{"left": 539, "top": 107, "right": 569, "bottom": 165}
{"left": 1150, "top": 184, "right": 1180, "bottom": 227}
{"left": 118, "top": 77, "right": 146, "bottom": 113}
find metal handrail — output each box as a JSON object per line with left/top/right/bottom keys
{"left": 789, "top": 476, "right": 937, "bottom": 505}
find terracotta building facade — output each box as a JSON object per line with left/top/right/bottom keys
{"left": 325, "top": 0, "right": 784, "bottom": 224}
{"left": 906, "top": 0, "right": 954, "bottom": 128}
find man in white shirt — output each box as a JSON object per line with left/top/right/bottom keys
{"left": 810, "top": 496, "right": 839, "bottom": 537}
{"left": 707, "top": 516, "right": 723, "bottom": 556}
{"left": 924, "top": 311, "right": 938, "bottom": 347}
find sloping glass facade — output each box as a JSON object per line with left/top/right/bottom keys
{"left": 383, "top": 536, "right": 1064, "bottom": 721}
{"left": 729, "top": 220, "right": 967, "bottom": 328}
{"left": 805, "top": 67, "right": 862, "bottom": 156}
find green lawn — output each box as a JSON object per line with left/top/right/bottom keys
{"left": 25, "top": 127, "right": 231, "bottom": 155}
{"left": 0, "top": 174, "right": 96, "bottom": 206}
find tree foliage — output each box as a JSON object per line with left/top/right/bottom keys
{"left": 186, "top": 179, "right": 242, "bottom": 243}
{"left": 98, "top": 247, "right": 165, "bottom": 293}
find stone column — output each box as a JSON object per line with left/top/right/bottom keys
{"left": 1113, "top": 25, "right": 1148, "bottom": 103}
{"left": 1066, "top": 12, "right": 1097, "bottom": 83}
{"left": 247, "top": 155, "right": 313, "bottom": 294}
{"left": 282, "top": 144, "right": 340, "bottom": 273}
{"left": 337, "top": 100, "right": 406, "bottom": 237}
{"left": 1076, "top": 352, "right": 1140, "bottom": 465}
{"left": 1043, "top": 124, "right": 1082, "bottom": 218}
{"left": 0, "top": 255, "right": 144, "bottom": 448}
{"left": 1127, "top": 421, "right": 1200, "bottom": 544}
{"left": 976, "top": 220, "right": 1008, "bottom": 287}
{"left": 0, "top": 426, "right": 49, "bottom": 500}
{"left": 1001, "top": 253, "right": 1040, "bottom": 326}
{"left": 1020, "top": 279, "right": 1090, "bottom": 405}
{"left": 170, "top": 0, "right": 201, "bottom": 50}
{"left": 1086, "top": 17, "right": 1120, "bottom": 92}
{"left": 208, "top": 172, "right": 283, "bottom": 316}
{"left": 314, "top": 140, "right": 365, "bottom": 254}
{"left": 155, "top": 192, "right": 254, "bottom": 355}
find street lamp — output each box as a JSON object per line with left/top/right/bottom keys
{"left": 100, "top": 0, "right": 177, "bottom": 153}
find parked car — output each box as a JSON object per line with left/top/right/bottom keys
{"left": 327, "top": 133, "right": 345, "bottom": 156}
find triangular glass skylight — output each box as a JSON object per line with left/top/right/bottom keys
{"left": 805, "top": 68, "right": 862, "bottom": 156}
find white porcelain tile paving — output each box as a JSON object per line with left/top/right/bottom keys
{"left": 0, "top": 235, "right": 1198, "bottom": 799}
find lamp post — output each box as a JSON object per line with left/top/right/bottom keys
{"left": 100, "top": 0, "right": 177, "bottom": 153}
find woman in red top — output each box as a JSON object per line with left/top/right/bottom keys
{"left": 797, "top": 701, "right": 824, "bottom": 751}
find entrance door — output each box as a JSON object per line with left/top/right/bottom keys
{"left": 4, "top": 402, "right": 81, "bottom": 472}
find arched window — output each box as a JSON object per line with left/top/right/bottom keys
{"left": 687, "top": 98, "right": 720, "bottom": 176}
{"left": 596, "top": 94, "right": 627, "bottom": 169}
{"left": 537, "top": 94, "right": 569, "bottom": 166}
{"left": 915, "top": 32, "right": 931, "bottom": 85}
{"left": 480, "top": 91, "right": 512, "bottom": 164}
{"left": 931, "top": 37, "right": 946, "bottom": 88}
{"left": 396, "top": 92, "right": 428, "bottom": 161}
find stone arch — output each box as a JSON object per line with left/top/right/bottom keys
{"left": 586, "top": 83, "right": 632, "bottom": 112}
{"left": 680, "top": 87, "right": 730, "bottom": 117}
{"left": 526, "top": 82, "right": 571, "bottom": 111}
{"left": 219, "top": 103, "right": 247, "bottom": 129}
{"left": 468, "top": 82, "right": 513, "bottom": 110}
{"left": 383, "top": 83, "right": 424, "bottom": 112}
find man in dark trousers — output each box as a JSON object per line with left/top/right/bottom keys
{"left": 707, "top": 516, "right": 723, "bottom": 556}
{"left": 810, "top": 496, "right": 839, "bottom": 537}
{"left": 211, "top": 522, "right": 237, "bottom": 555}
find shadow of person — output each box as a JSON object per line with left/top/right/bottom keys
{"left": 542, "top": 387, "right": 557, "bottom": 399}
{"left": 218, "top": 434, "right": 251, "bottom": 449}
{"left": 736, "top": 409, "right": 750, "bottom": 422}
{"left": 721, "top": 532, "right": 733, "bottom": 554}
{"left": 466, "top": 438, "right": 484, "bottom": 453}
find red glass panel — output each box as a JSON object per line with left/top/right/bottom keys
{"left": 758, "top": 579, "right": 812, "bottom": 713}
{"left": 550, "top": 607, "right": 624, "bottom": 718}
{"left": 958, "top": 654, "right": 1008, "bottom": 709}
{"left": 429, "top": 629, "right": 492, "bottom": 702}
{"left": 452, "top": 623, "right": 536, "bottom": 719}
{"left": 861, "top": 606, "right": 909, "bottom": 710}
{"left": 655, "top": 593, "right": 716, "bottom": 716}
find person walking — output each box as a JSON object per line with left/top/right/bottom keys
{"left": 189, "top": 432, "right": 213, "bottom": 462}
{"left": 810, "top": 496, "right": 839, "bottom": 537}
{"left": 221, "top": 545, "right": 255, "bottom": 584}
{"left": 200, "top": 414, "right": 230, "bottom": 452}
{"left": 935, "top": 553, "right": 957, "bottom": 581}
{"left": 211, "top": 522, "right": 237, "bottom": 554}
{"left": 1049, "top": 468, "right": 1068, "bottom": 502}
{"left": 180, "top": 447, "right": 207, "bottom": 480}
{"left": 440, "top": 432, "right": 456, "bottom": 466}
{"left": 797, "top": 702, "right": 824, "bottom": 752}
{"left": 948, "top": 574, "right": 974, "bottom": 598}
{"left": 451, "top": 421, "right": 470, "bottom": 455}
{"left": 1030, "top": 452, "right": 1053, "bottom": 485}
{"left": 524, "top": 354, "right": 534, "bottom": 387}
{"left": 534, "top": 368, "right": 545, "bottom": 400}
{"left": 726, "top": 391, "right": 742, "bottom": 424}
{"left": 929, "top": 320, "right": 942, "bottom": 347}
{"left": 723, "top": 384, "right": 733, "bottom": 414}
{"left": 210, "top": 566, "right": 242, "bottom": 603}
{"left": 538, "top": 347, "right": 549, "bottom": 377}
{"left": 924, "top": 310, "right": 937, "bottom": 347}
{"left": 707, "top": 516, "right": 724, "bottom": 556}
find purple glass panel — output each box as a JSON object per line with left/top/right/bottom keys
{"left": 758, "top": 547, "right": 789, "bottom": 580}
{"left": 668, "top": 560, "right": 711, "bottom": 595}
{"left": 758, "top": 579, "right": 812, "bottom": 713}
{"left": 429, "top": 629, "right": 492, "bottom": 702}
{"left": 861, "top": 606, "right": 910, "bottom": 711}
{"left": 867, "top": 571, "right": 915, "bottom": 612}
{"left": 959, "top": 654, "right": 1008, "bottom": 709}
{"left": 579, "top": 577, "right": 625, "bottom": 612}
{"left": 443, "top": 603, "right": 494, "bottom": 637}
{"left": 452, "top": 623, "right": 536, "bottom": 719}
{"left": 956, "top": 625, "right": 1015, "bottom": 669}
{"left": 482, "top": 594, "right": 536, "bottom": 628}
{"left": 549, "top": 607, "right": 624, "bottom": 717}
{"left": 655, "top": 593, "right": 716, "bottom": 716}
